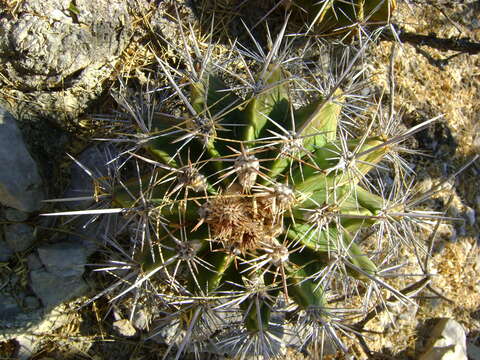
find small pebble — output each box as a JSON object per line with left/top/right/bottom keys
{"left": 472, "top": 18, "right": 480, "bottom": 30}
{"left": 449, "top": 226, "right": 458, "bottom": 243}
{"left": 465, "top": 207, "right": 476, "bottom": 226}
{"left": 133, "top": 309, "right": 149, "bottom": 330}
{"left": 113, "top": 319, "right": 137, "bottom": 337}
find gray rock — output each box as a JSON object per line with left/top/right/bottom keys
{"left": 465, "top": 207, "right": 476, "bottom": 226}
{"left": 0, "top": 108, "right": 44, "bottom": 212}
{"left": 30, "top": 269, "right": 89, "bottom": 309}
{"left": 0, "top": 301, "right": 71, "bottom": 347}
{"left": 27, "top": 253, "right": 43, "bottom": 271}
{"left": 0, "top": 292, "right": 23, "bottom": 323}
{"left": 150, "top": 320, "right": 183, "bottom": 345}
{"left": 4, "top": 223, "right": 36, "bottom": 252}
{"left": 133, "top": 309, "right": 149, "bottom": 330}
{"left": 467, "top": 341, "right": 480, "bottom": 360}
{"left": 0, "top": 0, "right": 133, "bottom": 125}
{"left": 23, "top": 296, "right": 41, "bottom": 311}
{"left": 419, "top": 318, "right": 467, "bottom": 360}
{"left": 29, "top": 241, "right": 89, "bottom": 308}
{"left": 4, "top": 208, "right": 29, "bottom": 222}
{"left": 0, "top": 0, "right": 131, "bottom": 91}
{"left": 0, "top": 239, "right": 14, "bottom": 262}
{"left": 37, "top": 242, "right": 87, "bottom": 278}
{"left": 449, "top": 226, "right": 458, "bottom": 243}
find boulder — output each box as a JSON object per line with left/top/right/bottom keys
{"left": 0, "top": 108, "right": 44, "bottom": 212}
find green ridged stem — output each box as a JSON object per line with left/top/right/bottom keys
{"left": 290, "top": 0, "right": 396, "bottom": 34}
{"left": 267, "top": 90, "right": 342, "bottom": 180}
{"left": 243, "top": 65, "right": 290, "bottom": 143}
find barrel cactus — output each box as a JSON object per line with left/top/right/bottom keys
{"left": 47, "top": 26, "right": 434, "bottom": 359}
{"left": 286, "top": 0, "right": 397, "bottom": 34}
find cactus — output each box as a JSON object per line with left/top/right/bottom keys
{"left": 46, "top": 22, "right": 438, "bottom": 359}
{"left": 286, "top": 0, "right": 396, "bottom": 34}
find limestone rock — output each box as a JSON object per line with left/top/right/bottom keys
{"left": 0, "top": 0, "right": 134, "bottom": 124}
{"left": 30, "top": 241, "right": 89, "bottom": 308}
{"left": 419, "top": 318, "right": 467, "bottom": 360}
{"left": 30, "top": 269, "right": 89, "bottom": 309}
{"left": 0, "top": 301, "right": 72, "bottom": 348}
{"left": 0, "top": 0, "right": 131, "bottom": 91}
{"left": 0, "top": 108, "right": 44, "bottom": 212}
{"left": 37, "top": 242, "right": 87, "bottom": 278}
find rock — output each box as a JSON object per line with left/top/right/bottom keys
{"left": 390, "top": 300, "right": 418, "bottom": 327}
{"left": 0, "top": 302, "right": 72, "bottom": 357}
{"left": 15, "top": 335, "right": 38, "bottom": 360}
{"left": 472, "top": 18, "right": 480, "bottom": 30}
{"left": 0, "top": 239, "right": 14, "bottom": 262}
{"left": 465, "top": 207, "right": 476, "bottom": 226}
{"left": 0, "top": 292, "right": 24, "bottom": 323}
{"left": 0, "top": 108, "right": 44, "bottom": 212}
{"left": 4, "top": 208, "right": 29, "bottom": 222}
{"left": 132, "top": 309, "right": 149, "bottom": 331}
{"left": 37, "top": 242, "right": 87, "bottom": 278}
{"left": 27, "top": 253, "right": 43, "bottom": 271}
{"left": 0, "top": 0, "right": 131, "bottom": 90}
{"left": 23, "top": 296, "right": 41, "bottom": 311}
{"left": 150, "top": 320, "right": 183, "bottom": 345}
{"left": 113, "top": 319, "right": 137, "bottom": 337}
{"left": 449, "top": 226, "right": 458, "bottom": 243}
{"left": 4, "top": 223, "right": 36, "bottom": 252}
{"left": 467, "top": 341, "right": 480, "bottom": 360}
{"left": 30, "top": 269, "right": 89, "bottom": 309}
{"left": 419, "top": 318, "right": 467, "bottom": 360}
{"left": 29, "top": 241, "right": 89, "bottom": 308}
{"left": 0, "top": 0, "right": 133, "bottom": 125}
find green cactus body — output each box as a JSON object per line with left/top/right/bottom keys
{"left": 35, "top": 2, "right": 443, "bottom": 355}
{"left": 100, "top": 56, "right": 405, "bottom": 354}
{"left": 288, "top": 0, "right": 396, "bottom": 34}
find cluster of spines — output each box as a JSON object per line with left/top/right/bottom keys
{"left": 45, "top": 16, "right": 441, "bottom": 360}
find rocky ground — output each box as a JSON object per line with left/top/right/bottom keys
{"left": 0, "top": 0, "right": 479, "bottom": 359}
